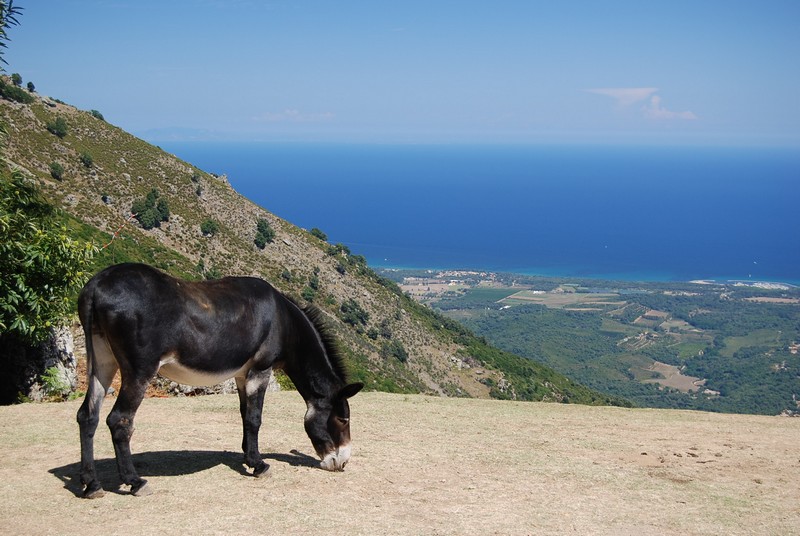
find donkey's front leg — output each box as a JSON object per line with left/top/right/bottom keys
{"left": 235, "top": 369, "right": 271, "bottom": 477}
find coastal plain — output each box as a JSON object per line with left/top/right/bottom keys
{"left": 393, "top": 269, "right": 800, "bottom": 415}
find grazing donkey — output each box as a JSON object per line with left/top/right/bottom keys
{"left": 76, "top": 263, "right": 363, "bottom": 498}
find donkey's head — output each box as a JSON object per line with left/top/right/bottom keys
{"left": 304, "top": 382, "right": 364, "bottom": 471}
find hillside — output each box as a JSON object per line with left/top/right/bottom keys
{"left": 2, "top": 393, "right": 798, "bottom": 534}
{"left": 0, "top": 82, "right": 626, "bottom": 406}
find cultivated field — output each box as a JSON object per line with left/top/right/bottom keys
{"left": 501, "top": 289, "right": 626, "bottom": 310}
{"left": 1, "top": 392, "right": 798, "bottom": 535}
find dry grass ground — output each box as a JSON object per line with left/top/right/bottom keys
{"left": 1, "top": 392, "right": 798, "bottom": 535}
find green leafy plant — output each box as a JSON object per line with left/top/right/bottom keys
{"left": 0, "top": 1, "right": 22, "bottom": 70}
{"left": 340, "top": 298, "right": 369, "bottom": 327}
{"left": 200, "top": 219, "right": 219, "bottom": 236}
{"left": 0, "top": 171, "right": 95, "bottom": 343}
{"left": 301, "top": 285, "right": 317, "bottom": 302}
{"left": 79, "top": 151, "right": 93, "bottom": 168}
{"left": 310, "top": 227, "right": 328, "bottom": 241}
{"left": 0, "top": 78, "right": 33, "bottom": 103}
{"left": 254, "top": 218, "right": 274, "bottom": 249}
{"left": 131, "top": 188, "right": 169, "bottom": 230}
{"left": 380, "top": 340, "right": 409, "bottom": 363}
{"left": 46, "top": 116, "right": 68, "bottom": 138}
{"left": 49, "top": 161, "right": 64, "bottom": 181}
{"left": 41, "top": 366, "right": 70, "bottom": 399}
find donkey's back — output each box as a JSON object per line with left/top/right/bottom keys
{"left": 79, "top": 263, "right": 281, "bottom": 382}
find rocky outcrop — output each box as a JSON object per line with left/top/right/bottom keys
{"left": 0, "top": 327, "right": 77, "bottom": 403}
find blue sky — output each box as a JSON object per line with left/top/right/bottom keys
{"left": 7, "top": 0, "right": 800, "bottom": 145}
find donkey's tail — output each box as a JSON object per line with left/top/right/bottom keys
{"left": 77, "top": 276, "right": 98, "bottom": 378}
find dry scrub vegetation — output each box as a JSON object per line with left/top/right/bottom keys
{"left": 1, "top": 392, "right": 798, "bottom": 535}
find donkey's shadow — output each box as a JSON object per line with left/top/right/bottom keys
{"left": 49, "top": 449, "right": 319, "bottom": 497}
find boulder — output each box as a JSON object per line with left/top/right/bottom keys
{"left": 0, "top": 327, "right": 77, "bottom": 404}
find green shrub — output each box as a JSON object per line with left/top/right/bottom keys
{"left": 301, "top": 286, "right": 317, "bottom": 302}
{"left": 41, "top": 366, "right": 71, "bottom": 399}
{"left": 49, "top": 162, "right": 64, "bottom": 181}
{"left": 254, "top": 218, "right": 275, "bottom": 249}
{"left": 156, "top": 198, "right": 170, "bottom": 220}
{"left": 327, "top": 243, "right": 350, "bottom": 256}
{"left": 79, "top": 151, "right": 93, "bottom": 168}
{"left": 381, "top": 340, "right": 409, "bottom": 363}
{"left": 89, "top": 109, "right": 105, "bottom": 121}
{"left": 131, "top": 188, "right": 169, "bottom": 229}
{"left": 137, "top": 209, "right": 160, "bottom": 230}
{"left": 200, "top": 219, "right": 219, "bottom": 236}
{"left": 0, "top": 78, "right": 33, "bottom": 103}
{"left": 310, "top": 227, "right": 328, "bottom": 241}
{"left": 340, "top": 298, "right": 369, "bottom": 327}
{"left": 46, "top": 116, "right": 68, "bottom": 138}
{"left": 309, "top": 273, "right": 320, "bottom": 290}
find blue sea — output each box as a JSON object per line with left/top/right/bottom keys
{"left": 158, "top": 142, "right": 800, "bottom": 284}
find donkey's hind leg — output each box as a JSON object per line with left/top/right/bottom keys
{"left": 76, "top": 335, "right": 118, "bottom": 498}
{"left": 106, "top": 373, "right": 152, "bottom": 496}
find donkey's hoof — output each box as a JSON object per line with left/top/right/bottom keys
{"left": 82, "top": 482, "right": 105, "bottom": 499}
{"left": 253, "top": 462, "right": 271, "bottom": 478}
{"left": 131, "top": 479, "right": 151, "bottom": 497}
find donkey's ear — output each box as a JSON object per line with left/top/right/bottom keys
{"left": 338, "top": 383, "right": 364, "bottom": 400}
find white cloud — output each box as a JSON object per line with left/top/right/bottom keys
{"left": 252, "top": 109, "right": 335, "bottom": 123}
{"left": 642, "top": 95, "right": 697, "bottom": 120}
{"left": 585, "top": 87, "right": 658, "bottom": 107}
{"left": 586, "top": 88, "right": 697, "bottom": 120}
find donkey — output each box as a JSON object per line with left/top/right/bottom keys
{"left": 76, "top": 263, "right": 363, "bottom": 498}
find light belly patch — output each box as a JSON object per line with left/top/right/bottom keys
{"left": 158, "top": 355, "right": 250, "bottom": 386}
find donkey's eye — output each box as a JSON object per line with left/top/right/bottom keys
{"left": 336, "top": 417, "right": 350, "bottom": 425}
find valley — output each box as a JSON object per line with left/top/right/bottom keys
{"left": 385, "top": 268, "right": 800, "bottom": 415}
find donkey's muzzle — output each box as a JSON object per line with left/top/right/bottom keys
{"left": 319, "top": 444, "right": 352, "bottom": 471}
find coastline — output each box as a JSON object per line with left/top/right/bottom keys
{"left": 373, "top": 262, "right": 799, "bottom": 288}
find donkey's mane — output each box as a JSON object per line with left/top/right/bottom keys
{"left": 292, "top": 300, "right": 349, "bottom": 384}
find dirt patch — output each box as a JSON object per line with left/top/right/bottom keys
{"left": 745, "top": 297, "right": 800, "bottom": 304}
{"left": 643, "top": 361, "right": 705, "bottom": 393}
{"left": 1, "top": 393, "right": 798, "bottom": 535}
